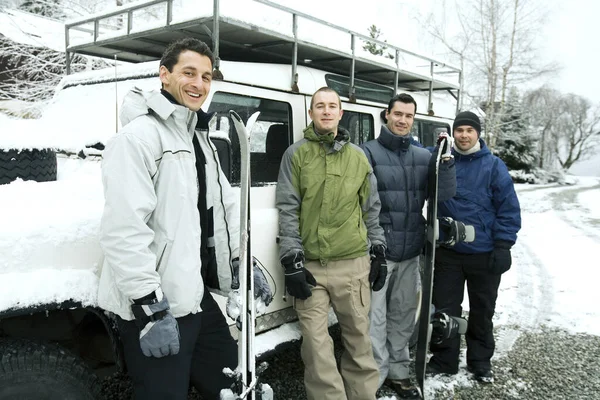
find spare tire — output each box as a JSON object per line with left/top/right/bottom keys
{"left": 0, "top": 338, "right": 102, "bottom": 400}
{"left": 0, "top": 148, "right": 57, "bottom": 185}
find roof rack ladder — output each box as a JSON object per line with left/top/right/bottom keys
{"left": 427, "top": 61, "right": 434, "bottom": 115}
{"left": 394, "top": 49, "right": 400, "bottom": 94}
{"left": 349, "top": 34, "right": 356, "bottom": 103}
{"left": 212, "top": 0, "right": 224, "bottom": 80}
{"left": 456, "top": 71, "right": 463, "bottom": 114}
{"left": 65, "top": 25, "right": 71, "bottom": 75}
{"left": 166, "top": 0, "right": 173, "bottom": 24}
{"left": 291, "top": 14, "right": 299, "bottom": 92}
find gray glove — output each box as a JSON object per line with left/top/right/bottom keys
{"left": 231, "top": 257, "right": 274, "bottom": 306}
{"left": 131, "top": 290, "right": 180, "bottom": 358}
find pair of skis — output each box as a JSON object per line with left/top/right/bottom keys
{"left": 227, "top": 111, "right": 272, "bottom": 400}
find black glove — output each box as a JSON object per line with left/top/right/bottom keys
{"left": 131, "top": 290, "right": 180, "bottom": 358}
{"left": 437, "top": 132, "right": 454, "bottom": 160}
{"left": 369, "top": 244, "right": 387, "bottom": 292}
{"left": 489, "top": 240, "right": 512, "bottom": 275}
{"left": 282, "top": 252, "right": 317, "bottom": 300}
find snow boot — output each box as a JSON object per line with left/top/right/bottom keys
{"left": 467, "top": 365, "right": 494, "bottom": 384}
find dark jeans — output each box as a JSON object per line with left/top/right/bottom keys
{"left": 429, "top": 247, "right": 501, "bottom": 372}
{"left": 117, "top": 289, "right": 237, "bottom": 400}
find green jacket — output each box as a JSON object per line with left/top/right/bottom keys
{"left": 276, "top": 123, "right": 385, "bottom": 263}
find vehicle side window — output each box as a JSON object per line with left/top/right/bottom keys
{"left": 340, "top": 110, "right": 374, "bottom": 144}
{"left": 420, "top": 122, "right": 450, "bottom": 148}
{"left": 410, "top": 121, "right": 421, "bottom": 144}
{"left": 208, "top": 92, "right": 292, "bottom": 186}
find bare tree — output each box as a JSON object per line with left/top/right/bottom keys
{"left": 553, "top": 94, "right": 600, "bottom": 170}
{"left": 14, "top": 0, "right": 127, "bottom": 18}
{"left": 525, "top": 86, "right": 563, "bottom": 168}
{"left": 421, "top": 0, "right": 560, "bottom": 145}
{"left": 0, "top": 36, "right": 109, "bottom": 106}
{"left": 0, "top": 0, "right": 130, "bottom": 114}
{"left": 422, "top": 1, "right": 471, "bottom": 110}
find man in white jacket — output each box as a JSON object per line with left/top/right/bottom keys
{"left": 99, "top": 38, "right": 258, "bottom": 400}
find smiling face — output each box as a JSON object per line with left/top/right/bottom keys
{"left": 385, "top": 101, "right": 415, "bottom": 136}
{"left": 308, "top": 90, "right": 343, "bottom": 134}
{"left": 453, "top": 125, "right": 479, "bottom": 151}
{"left": 159, "top": 50, "right": 212, "bottom": 112}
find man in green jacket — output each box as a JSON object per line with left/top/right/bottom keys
{"left": 276, "top": 87, "right": 387, "bottom": 400}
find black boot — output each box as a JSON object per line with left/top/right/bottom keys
{"left": 384, "top": 378, "right": 421, "bottom": 399}
{"left": 467, "top": 365, "right": 494, "bottom": 383}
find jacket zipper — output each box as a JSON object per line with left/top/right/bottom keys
{"left": 199, "top": 128, "right": 234, "bottom": 282}
{"left": 187, "top": 112, "right": 206, "bottom": 310}
{"left": 400, "top": 150, "right": 410, "bottom": 260}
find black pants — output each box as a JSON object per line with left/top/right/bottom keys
{"left": 117, "top": 289, "right": 237, "bottom": 400}
{"left": 429, "top": 247, "right": 501, "bottom": 372}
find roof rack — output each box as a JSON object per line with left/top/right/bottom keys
{"left": 64, "top": 0, "right": 462, "bottom": 113}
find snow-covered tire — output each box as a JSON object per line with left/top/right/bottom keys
{"left": 0, "top": 148, "right": 57, "bottom": 185}
{"left": 0, "top": 338, "right": 102, "bottom": 400}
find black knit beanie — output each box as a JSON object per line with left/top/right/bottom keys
{"left": 452, "top": 111, "right": 481, "bottom": 136}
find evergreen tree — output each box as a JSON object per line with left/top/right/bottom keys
{"left": 362, "top": 25, "right": 394, "bottom": 59}
{"left": 493, "top": 87, "right": 538, "bottom": 172}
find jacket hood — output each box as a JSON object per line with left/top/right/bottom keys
{"left": 120, "top": 87, "right": 191, "bottom": 127}
{"left": 377, "top": 125, "right": 411, "bottom": 152}
{"left": 304, "top": 123, "right": 350, "bottom": 152}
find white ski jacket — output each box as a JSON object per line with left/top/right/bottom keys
{"left": 98, "top": 88, "right": 240, "bottom": 320}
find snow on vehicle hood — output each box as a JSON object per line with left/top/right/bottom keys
{"left": 0, "top": 158, "right": 104, "bottom": 311}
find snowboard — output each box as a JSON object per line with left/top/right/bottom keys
{"left": 229, "top": 111, "right": 273, "bottom": 400}
{"left": 414, "top": 139, "right": 446, "bottom": 397}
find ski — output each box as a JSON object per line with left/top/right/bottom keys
{"left": 229, "top": 111, "right": 272, "bottom": 400}
{"left": 415, "top": 138, "right": 447, "bottom": 398}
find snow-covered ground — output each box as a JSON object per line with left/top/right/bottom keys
{"left": 420, "top": 174, "right": 600, "bottom": 398}
{"left": 1, "top": 155, "right": 599, "bottom": 399}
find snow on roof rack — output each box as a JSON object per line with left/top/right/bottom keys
{"left": 64, "top": 0, "right": 462, "bottom": 113}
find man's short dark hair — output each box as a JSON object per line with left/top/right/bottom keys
{"left": 387, "top": 93, "right": 417, "bottom": 115}
{"left": 160, "top": 38, "right": 215, "bottom": 72}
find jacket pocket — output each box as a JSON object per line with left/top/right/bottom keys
{"left": 351, "top": 257, "right": 371, "bottom": 315}
{"left": 155, "top": 240, "right": 173, "bottom": 274}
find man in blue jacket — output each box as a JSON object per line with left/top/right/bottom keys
{"left": 427, "top": 111, "right": 521, "bottom": 384}
{"left": 361, "top": 93, "right": 456, "bottom": 398}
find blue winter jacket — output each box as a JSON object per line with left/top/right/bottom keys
{"left": 439, "top": 139, "right": 521, "bottom": 254}
{"left": 361, "top": 126, "right": 456, "bottom": 262}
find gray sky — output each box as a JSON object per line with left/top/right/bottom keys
{"left": 541, "top": 0, "right": 599, "bottom": 103}
{"left": 280, "top": 0, "right": 599, "bottom": 104}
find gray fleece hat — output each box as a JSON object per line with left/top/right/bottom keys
{"left": 453, "top": 111, "right": 481, "bottom": 136}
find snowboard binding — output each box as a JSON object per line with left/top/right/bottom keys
{"left": 430, "top": 311, "right": 468, "bottom": 345}
{"left": 437, "top": 216, "right": 475, "bottom": 246}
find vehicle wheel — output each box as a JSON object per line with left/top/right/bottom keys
{"left": 0, "top": 148, "right": 57, "bottom": 185}
{"left": 0, "top": 338, "right": 102, "bottom": 400}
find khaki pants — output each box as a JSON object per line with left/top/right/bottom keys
{"left": 294, "top": 256, "right": 379, "bottom": 400}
